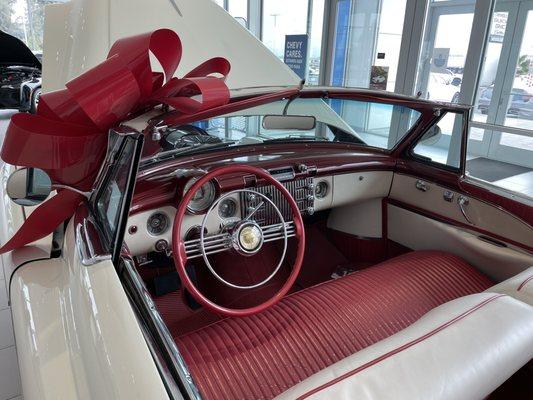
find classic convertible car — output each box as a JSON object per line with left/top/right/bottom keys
{"left": 1, "top": 1, "right": 532, "bottom": 400}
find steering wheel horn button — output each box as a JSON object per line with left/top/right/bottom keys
{"left": 234, "top": 222, "right": 264, "bottom": 255}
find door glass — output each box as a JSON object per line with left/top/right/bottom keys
{"left": 503, "top": 11, "right": 533, "bottom": 131}
{"left": 472, "top": 11, "right": 511, "bottom": 124}
{"left": 413, "top": 112, "right": 464, "bottom": 168}
{"left": 415, "top": 2, "right": 475, "bottom": 102}
{"left": 331, "top": 0, "right": 408, "bottom": 91}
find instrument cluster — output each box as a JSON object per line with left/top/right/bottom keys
{"left": 126, "top": 166, "right": 337, "bottom": 256}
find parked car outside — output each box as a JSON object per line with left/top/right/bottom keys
{"left": 477, "top": 86, "right": 533, "bottom": 119}
{"left": 426, "top": 72, "right": 461, "bottom": 103}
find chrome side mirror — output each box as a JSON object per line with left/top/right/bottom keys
{"left": 6, "top": 167, "right": 52, "bottom": 206}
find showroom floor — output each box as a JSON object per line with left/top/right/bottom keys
{"left": 0, "top": 110, "right": 23, "bottom": 400}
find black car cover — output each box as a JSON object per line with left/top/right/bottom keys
{"left": 0, "top": 30, "right": 41, "bottom": 69}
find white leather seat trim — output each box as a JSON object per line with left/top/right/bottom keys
{"left": 275, "top": 293, "right": 533, "bottom": 400}
{"left": 487, "top": 266, "right": 533, "bottom": 306}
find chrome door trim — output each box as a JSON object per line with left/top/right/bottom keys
{"left": 120, "top": 257, "right": 201, "bottom": 400}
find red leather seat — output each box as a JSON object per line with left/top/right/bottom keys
{"left": 174, "top": 251, "right": 493, "bottom": 400}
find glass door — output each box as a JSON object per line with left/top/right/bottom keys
{"left": 468, "top": 0, "right": 533, "bottom": 192}
{"left": 415, "top": 1, "right": 476, "bottom": 103}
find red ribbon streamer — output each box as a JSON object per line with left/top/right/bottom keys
{"left": 0, "top": 29, "right": 231, "bottom": 254}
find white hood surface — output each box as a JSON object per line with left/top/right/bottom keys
{"left": 43, "top": 0, "right": 300, "bottom": 93}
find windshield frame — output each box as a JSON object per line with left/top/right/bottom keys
{"left": 138, "top": 87, "right": 470, "bottom": 169}
{"left": 89, "top": 128, "right": 144, "bottom": 264}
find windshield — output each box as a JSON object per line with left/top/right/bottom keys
{"left": 144, "top": 96, "right": 422, "bottom": 165}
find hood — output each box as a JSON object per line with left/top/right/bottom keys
{"left": 42, "top": 0, "right": 300, "bottom": 93}
{"left": 0, "top": 31, "right": 41, "bottom": 69}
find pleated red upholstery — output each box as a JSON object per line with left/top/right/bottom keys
{"left": 174, "top": 251, "right": 493, "bottom": 400}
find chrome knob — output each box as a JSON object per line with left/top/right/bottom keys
{"left": 307, "top": 183, "right": 315, "bottom": 191}
{"left": 298, "top": 164, "right": 308, "bottom": 173}
{"left": 155, "top": 239, "right": 168, "bottom": 252}
{"left": 307, "top": 207, "right": 315, "bottom": 215}
{"left": 307, "top": 194, "right": 314, "bottom": 201}
{"left": 247, "top": 193, "right": 257, "bottom": 202}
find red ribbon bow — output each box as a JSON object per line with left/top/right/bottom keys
{"left": 0, "top": 29, "right": 231, "bottom": 254}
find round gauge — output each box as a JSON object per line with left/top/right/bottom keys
{"left": 147, "top": 212, "right": 169, "bottom": 236}
{"left": 315, "top": 181, "right": 329, "bottom": 199}
{"left": 183, "top": 177, "right": 217, "bottom": 213}
{"left": 218, "top": 198, "right": 237, "bottom": 219}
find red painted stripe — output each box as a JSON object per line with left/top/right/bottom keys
{"left": 518, "top": 275, "right": 533, "bottom": 292}
{"left": 296, "top": 294, "right": 506, "bottom": 400}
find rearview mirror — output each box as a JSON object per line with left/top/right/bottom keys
{"left": 262, "top": 115, "right": 316, "bottom": 131}
{"left": 6, "top": 167, "right": 52, "bottom": 206}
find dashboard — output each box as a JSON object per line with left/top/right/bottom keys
{"left": 125, "top": 167, "right": 393, "bottom": 256}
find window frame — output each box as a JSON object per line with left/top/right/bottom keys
{"left": 406, "top": 107, "right": 470, "bottom": 175}
{"left": 89, "top": 129, "right": 144, "bottom": 264}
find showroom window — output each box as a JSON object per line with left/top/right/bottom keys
{"left": 330, "top": 0, "right": 408, "bottom": 92}
{"left": 212, "top": 0, "right": 250, "bottom": 28}
{"left": 261, "top": 0, "right": 325, "bottom": 85}
{"left": 228, "top": 0, "right": 248, "bottom": 27}
{"left": 0, "top": 0, "right": 65, "bottom": 53}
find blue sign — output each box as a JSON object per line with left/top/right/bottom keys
{"left": 331, "top": 0, "right": 351, "bottom": 114}
{"left": 284, "top": 34, "right": 308, "bottom": 80}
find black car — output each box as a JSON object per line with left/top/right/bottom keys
{"left": 0, "top": 31, "right": 42, "bottom": 113}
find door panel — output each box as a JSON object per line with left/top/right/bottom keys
{"left": 10, "top": 217, "right": 169, "bottom": 400}
{"left": 387, "top": 205, "right": 533, "bottom": 281}
{"left": 389, "top": 173, "right": 533, "bottom": 250}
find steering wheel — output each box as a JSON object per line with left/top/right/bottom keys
{"left": 172, "top": 165, "right": 306, "bottom": 317}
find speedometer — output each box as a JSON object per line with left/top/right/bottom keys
{"left": 183, "top": 177, "right": 216, "bottom": 213}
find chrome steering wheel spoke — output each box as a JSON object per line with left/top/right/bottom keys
{"left": 194, "top": 188, "right": 289, "bottom": 290}
{"left": 183, "top": 232, "right": 232, "bottom": 259}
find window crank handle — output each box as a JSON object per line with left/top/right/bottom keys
{"left": 457, "top": 195, "right": 474, "bottom": 225}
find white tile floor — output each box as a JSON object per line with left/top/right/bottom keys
{"left": 493, "top": 171, "right": 533, "bottom": 197}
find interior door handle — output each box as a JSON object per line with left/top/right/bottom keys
{"left": 415, "top": 179, "right": 429, "bottom": 192}
{"left": 457, "top": 195, "right": 475, "bottom": 225}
